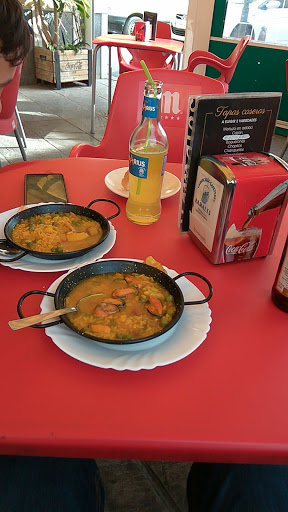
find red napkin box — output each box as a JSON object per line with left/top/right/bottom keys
{"left": 188, "top": 152, "right": 288, "bottom": 264}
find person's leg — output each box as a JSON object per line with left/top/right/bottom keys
{"left": 187, "top": 463, "right": 288, "bottom": 512}
{"left": 0, "top": 456, "right": 104, "bottom": 512}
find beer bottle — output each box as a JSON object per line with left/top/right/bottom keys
{"left": 271, "top": 235, "right": 288, "bottom": 313}
{"left": 126, "top": 80, "right": 168, "bottom": 225}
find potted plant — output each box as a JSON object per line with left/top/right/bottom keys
{"left": 22, "top": 0, "right": 91, "bottom": 89}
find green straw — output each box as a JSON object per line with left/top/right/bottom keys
{"left": 140, "top": 60, "right": 154, "bottom": 85}
{"left": 140, "top": 60, "right": 157, "bottom": 150}
{"left": 135, "top": 61, "right": 157, "bottom": 195}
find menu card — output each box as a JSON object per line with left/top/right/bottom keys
{"left": 144, "top": 11, "right": 157, "bottom": 40}
{"left": 178, "top": 92, "right": 282, "bottom": 232}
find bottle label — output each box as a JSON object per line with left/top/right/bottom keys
{"left": 276, "top": 249, "right": 288, "bottom": 298}
{"left": 189, "top": 166, "right": 224, "bottom": 252}
{"left": 129, "top": 152, "right": 149, "bottom": 179}
{"left": 142, "top": 96, "right": 158, "bottom": 118}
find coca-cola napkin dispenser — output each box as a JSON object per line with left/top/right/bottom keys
{"left": 188, "top": 152, "right": 288, "bottom": 264}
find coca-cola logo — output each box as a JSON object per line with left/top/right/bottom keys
{"left": 225, "top": 240, "right": 257, "bottom": 255}
{"left": 63, "top": 62, "right": 83, "bottom": 71}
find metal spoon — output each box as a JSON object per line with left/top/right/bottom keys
{"left": 0, "top": 240, "right": 22, "bottom": 256}
{"left": 8, "top": 293, "right": 105, "bottom": 331}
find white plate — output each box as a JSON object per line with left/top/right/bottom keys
{"left": 40, "top": 259, "right": 212, "bottom": 371}
{"left": 0, "top": 204, "right": 116, "bottom": 272}
{"left": 105, "top": 167, "right": 181, "bottom": 199}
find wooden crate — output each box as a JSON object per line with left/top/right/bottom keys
{"left": 34, "top": 48, "right": 92, "bottom": 89}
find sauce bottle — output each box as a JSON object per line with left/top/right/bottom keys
{"left": 126, "top": 80, "right": 168, "bottom": 225}
{"left": 271, "top": 235, "right": 288, "bottom": 313}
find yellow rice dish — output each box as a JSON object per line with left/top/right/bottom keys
{"left": 65, "top": 272, "right": 177, "bottom": 341}
{"left": 11, "top": 212, "right": 103, "bottom": 253}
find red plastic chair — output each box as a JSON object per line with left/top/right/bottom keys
{"left": 0, "top": 62, "right": 27, "bottom": 163}
{"left": 280, "top": 59, "right": 288, "bottom": 159}
{"left": 117, "top": 22, "right": 174, "bottom": 75}
{"left": 70, "top": 68, "right": 226, "bottom": 164}
{"left": 186, "top": 35, "right": 251, "bottom": 92}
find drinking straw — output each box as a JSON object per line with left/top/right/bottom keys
{"left": 135, "top": 61, "right": 156, "bottom": 194}
{"left": 140, "top": 59, "right": 154, "bottom": 86}
{"left": 140, "top": 60, "right": 156, "bottom": 151}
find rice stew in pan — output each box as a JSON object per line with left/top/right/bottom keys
{"left": 11, "top": 211, "right": 103, "bottom": 254}
{"left": 65, "top": 271, "right": 177, "bottom": 341}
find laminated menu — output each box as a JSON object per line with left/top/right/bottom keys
{"left": 178, "top": 92, "right": 282, "bottom": 233}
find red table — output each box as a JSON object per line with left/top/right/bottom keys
{"left": 91, "top": 34, "right": 184, "bottom": 132}
{"left": 0, "top": 157, "right": 287, "bottom": 463}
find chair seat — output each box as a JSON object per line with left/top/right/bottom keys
{"left": 0, "top": 63, "right": 27, "bottom": 162}
{"left": 0, "top": 113, "right": 17, "bottom": 133}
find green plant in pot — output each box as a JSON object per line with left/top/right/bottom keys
{"left": 22, "top": 0, "right": 91, "bottom": 89}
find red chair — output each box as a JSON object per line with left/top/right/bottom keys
{"left": 186, "top": 35, "right": 251, "bottom": 92}
{"left": 70, "top": 68, "right": 226, "bottom": 164}
{"left": 280, "top": 59, "right": 288, "bottom": 159}
{"left": 0, "top": 63, "right": 27, "bottom": 163}
{"left": 117, "top": 22, "right": 174, "bottom": 75}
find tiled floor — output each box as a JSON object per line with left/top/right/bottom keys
{"left": 0, "top": 81, "right": 108, "bottom": 166}
{"left": 97, "top": 459, "right": 191, "bottom": 512}
{"left": 0, "top": 79, "right": 287, "bottom": 511}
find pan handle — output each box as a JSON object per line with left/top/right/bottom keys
{"left": 87, "top": 199, "right": 121, "bottom": 220}
{"left": 173, "top": 272, "right": 213, "bottom": 305}
{"left": 0, "top": 239, "right": 26, "bottom": 262}
{"left": 16, "top": 290, "right": 62, "bottom": 328}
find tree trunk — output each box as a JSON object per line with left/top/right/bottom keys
{"left": 32, "top": 0, "right": 52, "bottom": 47}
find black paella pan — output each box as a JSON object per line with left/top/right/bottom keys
{"left": 0, "top": 199, "right": 120, "bottom": 262}
{"left": 16, "top": 259, "right": 213, "bottom": 345}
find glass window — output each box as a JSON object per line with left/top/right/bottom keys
{"left": 223, "top": 0, "right": 288, "bottom": 45}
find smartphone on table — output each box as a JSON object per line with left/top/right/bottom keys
{"left": 24, "top": 173, "right": 68, "bottom": 205}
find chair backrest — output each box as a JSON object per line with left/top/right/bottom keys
{"left": 153, "top": 21, "right": 172, "bottom": 39}
{"left": 224, "top": 35, "right": 250, "bottom": 71}
{"left": 117, "top": 22, "right": 173, "bottom": 74}
{"left": 0, "top": 63, "right": 22, "bottom": 121}
{"left": 186, "top": 35, "right": 250, "bottom": 90}
{"left": 70, "top": 68, "right": 226, "bottom": 164}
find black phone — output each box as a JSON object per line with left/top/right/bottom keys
{"left": 24, "top": 173, "right": 68, "bottom": 205}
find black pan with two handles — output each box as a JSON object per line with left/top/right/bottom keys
{"left": 0, "top": 199, "right": 120, "bottom": 262}
{"left": 16, "top": 259, "right": 213, "bottom": 345}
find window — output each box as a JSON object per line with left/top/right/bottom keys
{"left": 223, "top": 0, "right": 288, "bottom": 45}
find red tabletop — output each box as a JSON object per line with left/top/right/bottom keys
{"left": 0, "top": 157, "right": 287, "bottom": 463}
{"left": 92, "top": 34, "right": 183, "bottom": 54}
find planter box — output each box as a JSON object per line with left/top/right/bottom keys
{"left": 34, "top": 48, "right": 92, "bottom": 89}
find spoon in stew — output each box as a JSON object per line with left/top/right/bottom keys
{"left": 8, "top": 293, "right": 105, "bottom": 331}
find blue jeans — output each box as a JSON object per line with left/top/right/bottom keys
{"left": 187, "top": 463, "right": 288, "bottom": 512}
{"left": 0, "top": 456, "right": 104, "bottom": 512}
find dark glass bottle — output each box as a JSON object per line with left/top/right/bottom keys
{"left": 271, "top": 235, "right": 288, "bottom": 313}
